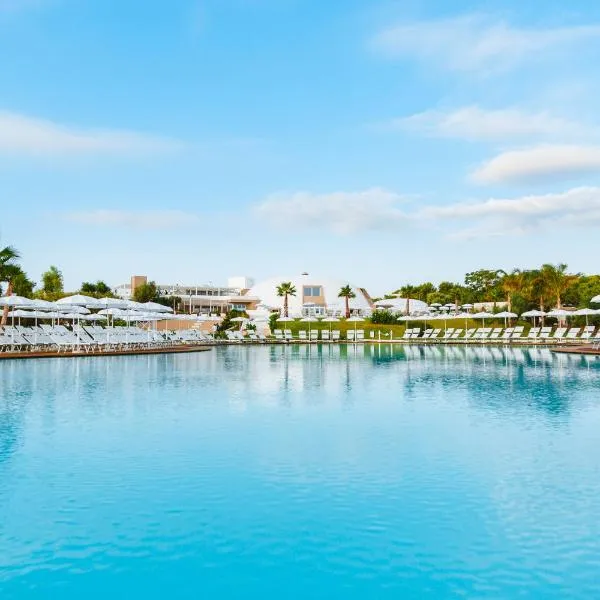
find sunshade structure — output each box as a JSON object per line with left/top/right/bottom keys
{"left": 472, "top": 312, "right": 494, "bottom": 327}
{"left": 572, "top": 307, "right": 598, "bottom": 325}
{"left": 454, "top": 312, "right": 472, "bottom": 330}
{"left": 495, "top": 311, "right": 518, "bottom": 327}
{"left": 321, "top": 316, "right": 340, "bottom": 333}
{"left": 142, "top": 301, "right": 173, "bottom": 313}
{"left": 521, "top": 309, "right": 546, "bottom": 326}
{"left": 0, "top": 295, "right": 34, "bottom": 307}
{"left": 96, "top": 297, "right": 128, "bottom": 309}
{"left": 300, "top": 316, "right": 319, "bottom": 337}
{"left": 591, "top": 295, "right": 600, "bottom": 304}
{"left": 56, "top": 294, "right": 100, "bottom": 307}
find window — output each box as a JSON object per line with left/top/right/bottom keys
{"left": 303, "top": 286, "right": 322, "bottom": 297}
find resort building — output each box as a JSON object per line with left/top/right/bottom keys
{"left": 246, "top": 275, "right": 373, "bottom": 317}
{"left": 114, "top": 275, "right": 259, "bottom": 314}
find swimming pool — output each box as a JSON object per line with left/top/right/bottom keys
{"left": 1, "top": 345, "right": 600, "bottom": 598}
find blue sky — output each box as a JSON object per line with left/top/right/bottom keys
{"left": 2, "top": 0, "right": 600, "bottom": 295}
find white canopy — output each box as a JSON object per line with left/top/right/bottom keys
{"left": 546, "top": 309, "right": 571, "bottom": 317}
{"left": 0, "top": 295, "right": 34, "bottom": 307}
{"left": 495, "top": 311, "right": 518, "bottom": 318}
{"left": 142, "top": 301, "right": 173, "bottom": 313}
{"left": 521, "top": 310, "right": 546, "bottom": 318}
{"left": 56, "top": 294, "right": 100, "bottom": 307}
{"left": 591, "top": 295, "right": 600, "bottom": 304}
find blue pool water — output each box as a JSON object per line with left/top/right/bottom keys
{"left": 1, "top": 345, "right": 600, "bottom": 598}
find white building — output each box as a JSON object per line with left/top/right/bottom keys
{"left": 113, "top": 275, "right": 258, "bottom": 314}
{"left": 247, "top": 275, "right": 373, "bottom": 317}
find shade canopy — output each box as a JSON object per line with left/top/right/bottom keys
{"left": 473, "top": 312, "right": 494, "bottom": 319}
{"left": 56, "top": 294, "right": 100, "bottom": 307}
{"left": 0, "top": 295, "right": 34, "bottom": 307}
{"left": 573, "top": 308, "right": 598, "bottom": 316}
{"left": 96, "top": 297, "right": 128, "bottom": 309}
{"left": 142, "top": 301, "right": 173, "bottom": 313}
{"left": 346, "top": 316, "right": 364, "bottom": 322}
{"left": 521, "top": 310, "right": 546, "bottom": 318}
{"left": 591, "top": 295, "right": 600, "bottom": 304}
{"left": 321, "top": 317, "right": 340, "bottom": 323}
{"left": 546, "top": 309, "right": 571, "bottom": 317}
{"left": 276, "top": 316, "right": 295, "bottom": 322}
{"left": 495, "top": 311, "right": 518, "bottom": 318}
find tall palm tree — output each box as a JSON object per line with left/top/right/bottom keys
{"left": 0, "top": 245, "right": 21, "bottom": 326}
{"left": 539, "top": 263, "right": 578, "bottom": 310}
{"left": 338, "top": 285, "right": 356, "bottom": 318}
{"left": 500, "top": 269, "right": 525, "bottom": 312}
{"left": 276, "top": 282, "right": 296, "bottom": 318}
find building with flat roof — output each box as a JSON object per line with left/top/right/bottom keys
{"left": 113, "top": 276, "right": 258, "bottom": 314}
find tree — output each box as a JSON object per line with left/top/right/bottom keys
{"left": 539, "top": 263, "right": 578, "bottom": 310}
{"left": 276, "top": 282, "right": 296, "bottom": 318}
{"left": 10, "top": 270, "right": 35, "bottom": 298}
{"left": 465, "top": 269, "right": 505, "bottom": 302}
{"left": 133, "top": 281, "right": 159, "bottom": 303}
{"left": 500, "top": 270, "right": 526, "bottom": 312}
{"left": 0, "top": 245, "right": 21, "bottom": 326}
{"left": 80, "top": 280, "right": 113, "bottom": 297}
{"left": 338, "top": 284, "right": 356, "bottom": 318}
{"left": 41, "top": 265, "right": 64, "bottom": 298}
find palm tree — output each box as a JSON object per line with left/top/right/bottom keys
{"left": 0, "top": 245, "right": 22, "bottom": 326}
{"left": 539, "top": 263, "right": 578, "bottom": 310}
{"left": 500, "top": 269, "right": 525, "bottom": 312}
{"left": 338, "top": 285, "right": 356, "bottom": 318}
{"left": 276, "top": 282, "right": 297, "bottom": 318}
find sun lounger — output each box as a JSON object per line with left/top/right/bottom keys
{"left": 581, "top": 326, "right": 596, "bottom": 340}
{"left": 565, "top": 327, "right": 581, "bottom": 342}
{"left": 332, "top": 330, "right": 341, "bottom": 342}
{"left": 450, "top": 328, "right": 463, "bottom": 340}
{"left": 552, "top": 327, "right": 567, "bottom": 341}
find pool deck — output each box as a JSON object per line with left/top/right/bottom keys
{"left": 551, "top": 345, "right": 600, "bottom": 356}
{"left": 0, "top": 345, "right": 213, "bottom": 361}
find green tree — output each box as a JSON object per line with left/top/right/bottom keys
{"left": 539, "top": 263, "right": 578, "bottom": 310}
{"left": 338, "top": 284, "right": 356, "bottom": 318}
{"left": 500, "top": 269, "right": 526, "bottom": 312}
{"left": 41, "top": 265, "right": 64, "bottom": 299}
{"left": 465, "top": 269, "right": 505, "bottom": 302}
{"left": 80, "top": 280, "right": 113, "bottom": 297}
{"left": 0, "top": 245, "right": 22, "bottom": 325}
{"left": 10, "top": 270, "right": 35, "bottom": 298}
{"left": 276, "top": 282, "right": 296, "bottom": 318}
{"left": 133, "top": 281, "right": 159, "bottom": 303}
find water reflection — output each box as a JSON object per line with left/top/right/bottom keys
{"left": 1, "top": 345, "right": 599, "bottom": 465}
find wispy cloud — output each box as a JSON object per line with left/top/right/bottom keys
{"left": 470, "top": 145, "right": 600, "bottom": 185}
{"left": 424, "top": 187, "right": 600, "bottom": 238}
{"left": 255, "top": 188, "right": 409, "bottom": 234}
{"left": 0, "top": 111, "right": 184, "bottom": 157}
{"left": 371, "top": 15, "right": 600, "bottom": 72}
{"left": 392, "top": 106, "right": 588, "bottom": 142}
{"left": 64, "top": 210, "right": 199, "bottom": 230}
{"left": 255, "top": 185, "right": 600, "bottom": 239}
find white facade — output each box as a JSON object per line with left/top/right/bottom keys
{"left": 227, "top": 276, "right": 255, "bottom": 290}
{"left": 247, "top": 275, "right": 372, "bottom": 317}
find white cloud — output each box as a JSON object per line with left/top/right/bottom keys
{"left": 0, "top": 111, "right": 183, "bottom": 157}
{"left": 64, "top": 210, "right": 199, "bottom": 229}
{"left": 393, "top": 106, "right": 587, "bottom": 141}
{"left": 372, "top": 15, "right": 600, "bottom": 72}
{"left": 471, "top": 144, "right": 600, "bottom": 185}
{"left": 255, "top": 188, "right": 409, "bottom": 234}
{"left": 255, "top": 185, "right": 600, "bottom": 238}
{"left": 423, "top": 187, "right": 600, "bottom": 238}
